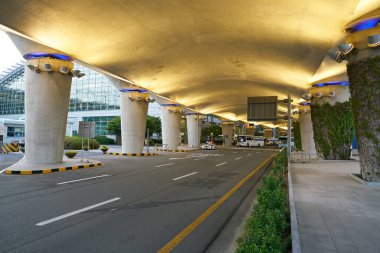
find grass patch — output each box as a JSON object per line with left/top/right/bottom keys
{"left": 236, "top": 150, "right": 291, "bottom": 253}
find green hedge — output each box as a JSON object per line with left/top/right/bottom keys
{"left": 95, "top": 135, "right": 115, "bottom": 145}
{"left": 64, "top": 136, "right": 100, "bottom": 150}
{"left": 236, "top": 150, "right": 289, "bottom": 253}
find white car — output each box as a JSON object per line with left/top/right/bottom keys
{"left": 201, "top": 142, "right": 216, "bottom": 150}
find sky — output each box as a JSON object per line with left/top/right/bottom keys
{"left": 0, "top": 31, "right": 23, "bottom": 73}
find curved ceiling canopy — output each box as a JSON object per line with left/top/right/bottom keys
{"left": 0, "top": 0, "right": 379, "bottom": 123}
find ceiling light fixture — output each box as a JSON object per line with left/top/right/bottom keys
{"left": 337, "top": 43, "right": 354, "bottom": 54}
{"left": 368, "top": 34, "right": 380, "bottom": 47}
{"left": 44, "top": 63, "right": 52, "bottom": 72}
{"left": 327, "top": 50, "right": 344, "bottom": 63}
{"left": 59, "top": 66, "right": 69, "bottom": 74}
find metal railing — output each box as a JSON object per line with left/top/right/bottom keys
{"left": 290, "top": 152, "right": 310, "bottom": 163}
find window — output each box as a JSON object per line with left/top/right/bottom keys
{"left": 7, "top": 126, "right": 24, "bottom": 137}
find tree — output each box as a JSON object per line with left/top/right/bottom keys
{"left": 106, "top": 116, "right": 162, "bottom": 143}
{"left": 146, "top": 116, "right": 161, "bottom": 137}
{"left": 106, "top": 116, "right": 121, "bottom": 144}
{"left": 201, "top": 124, "right": 222, "bottom": 143}
{"left": 106, "top": 116, "right": 121, "bottom": 135}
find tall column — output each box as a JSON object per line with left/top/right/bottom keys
{"left": 246, "top": 124, "right": 254, "bottom": 135}
{"left": 264, "top": 129, "right": 273, "bottom": 138}
{"left": 186, "top": 113, "right": 201, "bottom": 148}
{"left": 119, "top": 88, "right": 149, "bottom": 153}
{"left": 310, "top": 85, "right": 353, "bottom": 160}
{"left": 161, "top": 104, "right": 182, "bottom": 150}
{"left": 8, "top": 34, "right": 77, "bottom": 164}
{"left": 344, "top": 19, "right": 380, "bottom": 181}
{"left": 299, "top": 112, "right": 317, "bottom": 158}
{"left": 24, "top": 56, "right": 73, "bottom": 163}
{"left": 222, "top": 122, "right": 234, "bottom": 146}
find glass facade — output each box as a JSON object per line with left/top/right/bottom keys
{"left": 0, "top": 63, "right": 120, "bottom": 115}
{"left": 83, "top": 116, "right": 117, "bottom": 136}
{"left": 69, "top": 64, "right": 120, "bottom": 112}
{"left": 0, "top": 62, "right": 124, "bottom": 136}
{"left": 0, "top": 63, "right": 25, "bottom": 115}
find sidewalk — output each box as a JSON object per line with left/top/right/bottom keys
{"left": 290, "top": 160, "right": 380, "bottom": 253}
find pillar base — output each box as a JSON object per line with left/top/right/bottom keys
{"left": 4, "top": 158, "right": 103, "bottom": 175}
{"left": 154, "top": 146, "right": 198, "bottom": 152}
{"left": 105, "top": 152, "right": 157, "bottom": 157}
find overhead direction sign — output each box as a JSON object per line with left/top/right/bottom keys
{"left": 247, "top": 96, "right": 278, "bottom": 121}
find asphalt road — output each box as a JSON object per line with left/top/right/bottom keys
{"left": 0, "top": 148, "right": 277, "bottom": 253}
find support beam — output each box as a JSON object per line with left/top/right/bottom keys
{"left": 310, "top": 85, "right": 353, "bottom": 160}
{"left": 299, "top": 112, "right": 317, "bottom": 158}
{"left": 8, "top": 33, "right": 74, "bottom": 164}
{"left": 161, "top": 104, "right": 182, "bottom": 150}
{"left": 222, "top": 122, "right": 234, "bottom": 147}
{"left": 186, "top": 114, "right": 201, "bottom": 148}
{"left": 107, "top": 77, "right": 152, "bottom": 154}
{"left": 346, "top": 43, "right": 380, "bottom": 181}
{"left": 120, "top": 89, "right": 149, "bottom": 153}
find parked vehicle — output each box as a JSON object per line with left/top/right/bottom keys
{"left": 237, "top": 135, "right": 254, "bottom": 147}
{"left": 278, "top": 136, "right": 295, "bottom": 149}
{"left": 236, "top": 135, "right": 265, "bottom": 147}
{"left": 201, "top": 142, "right": 216, "bottom": 150}
{"left": 266, "top": 137, "right": 279, "bottom": 146}
{"left": 253, "top": 136, "right": 265, "bottom": 147}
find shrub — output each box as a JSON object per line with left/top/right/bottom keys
{"left": 236, "top": 150, "right": 289, "bottom": 253}
{"left": 65, "top": 150, "right": 77, "bottom": 158}
{"left": 95, "top": 135, "right": 115, "bottom": 145}
{"left": 100, "top": 145, "right": 109, "bottom": 153}
{"left": 149, "top": 139, "right": 162, "bottom": 145}
{"left": 64, "top": 136, "right": 100, "bottom": 150}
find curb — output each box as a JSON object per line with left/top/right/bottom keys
{"left": 5, "top": 162, "right": 103, "bottom": 175}
{"left": 349, "top": 173, "right": 380, "bottom": 186}
{"left": 154, "top": 148, "right": 195, "bottom": 152}
{"left": 106, "top": 152, "right": 157, "bottom": 157}
{"left": 288, "top": 162, "right": 302, "bottom": 253}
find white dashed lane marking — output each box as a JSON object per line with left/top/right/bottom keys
{"left": 155, "top": 163, "right": 175, "bottom": 168}
{"left": 36, "top": 197, "right": 121, "bottom": 226}
{"left": 173, "top": 172, "right": 198, "bottom": 181}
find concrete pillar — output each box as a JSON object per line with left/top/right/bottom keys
{"left": 264, "top": 129, "right": 273, "bottom": 138}
{"left": 186, "top": 114, "right": 201, "bottom": 148}
{"left": 240, "top": 124, "right": 245, "bottom": 135}
{"left": 311, "top": 85, "right": 351, "bottom": 160}
{"left": 313, "top": 85, "right": 350, "bottom": 105}
{"left": 8, "top": 34, "right": 75, "bottom": 164}
{"left": 161, "top": 104, "right": 181, "bottom": 150}
{"left": 222, "top": 122, "right": 234, "bottom": 146}
{"left": 120, "top": 89, "right": 149, "bottom": 153}
{"left": 344, "top": 21, "right": 380, "bottom": 181}
{"left": 24, "top": 59, "right": 73, "bottom": 163}
{"left": 299, "top": 112, "right": 317, "bottom": 158}
{"left": 246, "top": 125, "right": 254, "bottom": 135}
